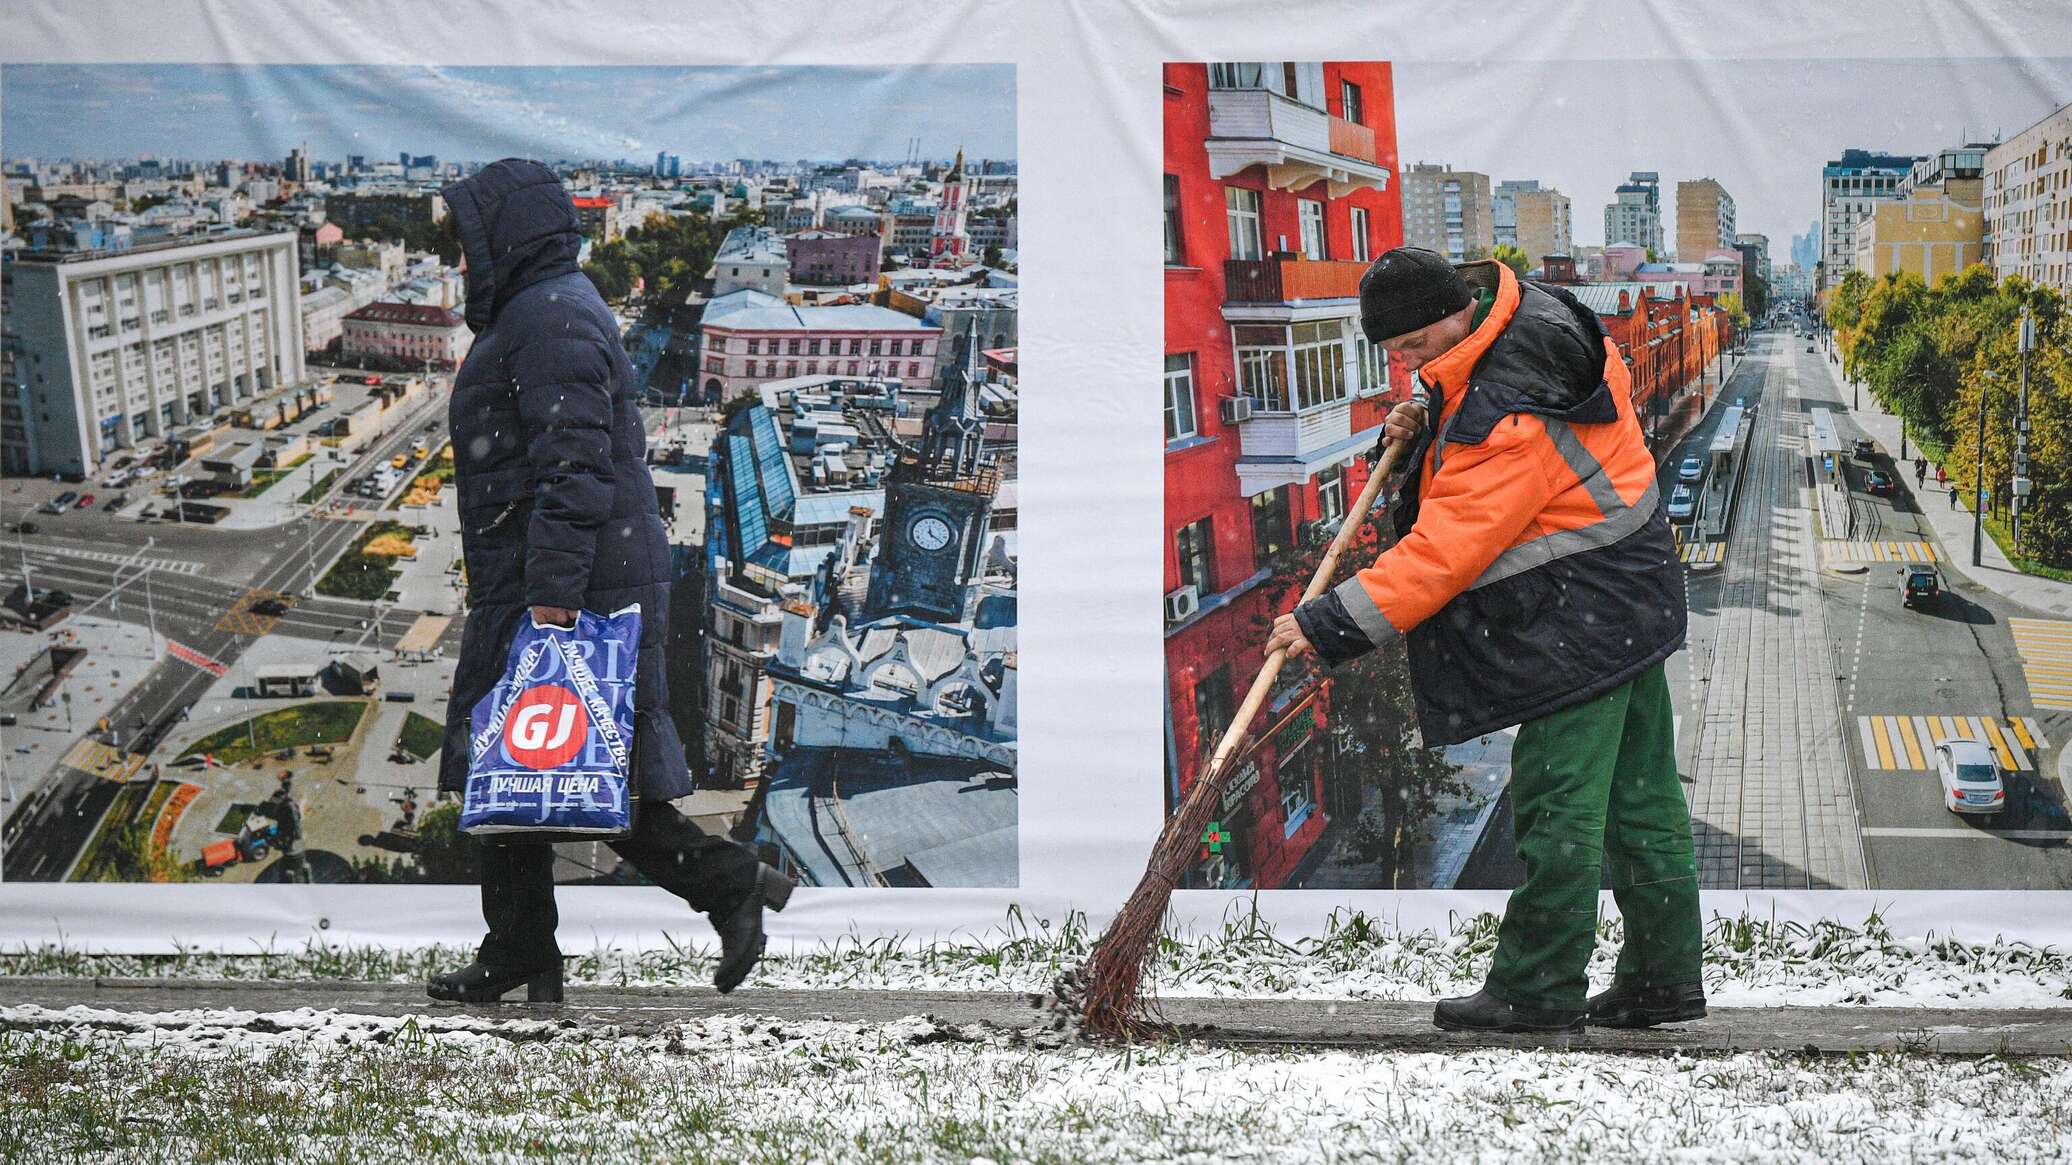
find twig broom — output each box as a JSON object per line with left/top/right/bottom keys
{"left": 1069, "top": 424, "right": 1418, "bottom": 1038}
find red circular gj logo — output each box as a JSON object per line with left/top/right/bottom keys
{"left": 502, "top": 683, "right": 589, "bottom": 769}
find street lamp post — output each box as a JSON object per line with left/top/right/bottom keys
{"left": 1977, "top": 370, "right": 2001, "bottom": 568}
{"left": 2014, "top": 307, "right": 2035, "bottom": 557}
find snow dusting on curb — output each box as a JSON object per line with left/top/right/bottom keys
{"left": 6, "top": 909, "right": 2069, "bottom": 1009}
{"left": 3, "top": 1001, "right": 2072, "bottom": 1163}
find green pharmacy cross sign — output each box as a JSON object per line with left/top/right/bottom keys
{"left": 1200, "top": 822, "right": 1229, "bottom": 859}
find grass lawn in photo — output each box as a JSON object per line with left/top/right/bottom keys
{"left": 395, "top": 711, "right": 444, "bottom": 761}
{"left": 317, "top": 521, "right": 417, "bottom": 600}
{"left": 177, "top": 700, "right": 369, "bottom": 767}
{"left": 236, "top": 452, "right": 314, "bottom": 499}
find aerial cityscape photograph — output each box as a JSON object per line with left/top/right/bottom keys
{"left": 1163, "top": 57, "right": 2072, "bottom": 890}
{"left": 0, "top": 62, "right": 1021, "bottom": 887}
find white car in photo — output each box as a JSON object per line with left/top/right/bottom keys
{"left": 1934, "top": 738, "right": 2006, "bottom": 815}
{"left": 1666, "top": 483, "right": 1697, "bottom": 523}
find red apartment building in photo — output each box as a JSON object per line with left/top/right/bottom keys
{"left": 1162, "top": 61, "right": 1405, "bottom": 890}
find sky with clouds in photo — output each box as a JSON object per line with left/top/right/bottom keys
{"left": 1, "top": 64, "right": 1016, "bottom": 168}
{"left": 1393, "top": 56, "right": 2072, "bottom": 254}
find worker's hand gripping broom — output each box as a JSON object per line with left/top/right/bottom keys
{"left": 1069, "top": 414, "right": 1420, "bottom": 1039}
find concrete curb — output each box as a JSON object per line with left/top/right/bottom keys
{"left": 5, "top": 977, "right": 2071, "bottom": 1056}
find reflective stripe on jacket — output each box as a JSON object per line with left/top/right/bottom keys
{"left": 1294, "top": 261, "right": 1687, "bottom": 745}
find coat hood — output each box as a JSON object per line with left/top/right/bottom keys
{"left": 441, "top": 158, "right": 584, "bottom": 332}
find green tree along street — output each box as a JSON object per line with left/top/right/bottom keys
{"left": 1247, "top": 516, "right": 1468, "bottom": 888}
{"left": 580, "top": 206, "right": 764, "bottom": 311}
{"left": 1716, "top": 292, "right": 1751, "bottom": 331}
{"left": 350, "top": 210, "right": 462, "bottom": 265}
{"left": 1825, "top": 264, "right": 2070, "bottom": 565}
{"left": 411, "top": 800, "right": 480, "bottom": 884}
{"left": 1492, "top": 244, "right": 1531, "bottom": 278}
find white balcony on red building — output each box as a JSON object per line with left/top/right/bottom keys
{"left": 1217, "top": 311, "right": 1387, "bottom": 497}
{"left": 1205, "top": 88, "right": 1392, "bottom": 197}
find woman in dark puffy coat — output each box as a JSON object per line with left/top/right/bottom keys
{"left": 427, "top": 158, "right": 790, "bottom": 1002}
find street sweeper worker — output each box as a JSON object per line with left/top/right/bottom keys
{"left": 1265, "top": 247, "right": 1704, "bottom": 1035}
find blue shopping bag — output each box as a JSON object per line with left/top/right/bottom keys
{"left": 460, "top": 604, "right": 640, "bottom": 838}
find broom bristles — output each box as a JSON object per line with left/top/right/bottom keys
{"left": 1072, "top": 423, "right": 1416, "bottom": 1039}
{"left": 1078, "top": 730, "right": 1260, "bottom": 1037}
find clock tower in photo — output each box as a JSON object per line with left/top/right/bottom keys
{"left": 864, "top": 324, "right": 1000, "bottom": 624}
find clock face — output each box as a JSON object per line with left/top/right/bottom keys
{"left": 910, "top": 514, "right": 953, "bottom": 552}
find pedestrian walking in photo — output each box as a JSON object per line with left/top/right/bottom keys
{"left": 427, "top": 159, "right": 791, "bottom": 1005}
{"left": 1267, "top": 248, "right": 1702, "bottom": 1035}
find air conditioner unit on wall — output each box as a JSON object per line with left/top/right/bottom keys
{"left": 1219, "top": 396, "right": 1254, "bottom": 425}
{"left": 1164, "top": 584, "right": 1200, "bottom": 624}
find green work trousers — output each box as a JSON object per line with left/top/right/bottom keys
{"left": 1483, "top": 661, "right": 1702, "bottom": 1008}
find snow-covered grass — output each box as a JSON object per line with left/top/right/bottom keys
{"left": 6, "top": 906, "right": 2070, "bottom": 1009}
{"left": 3, "top": 1002, "right": 2071, "bottom": 1163}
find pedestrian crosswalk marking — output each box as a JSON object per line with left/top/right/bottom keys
{"left": 1856, "top": 715, "right": 2049, "bottom": 772}
{"left": 61, "top": 738, "right": 141, "bottom": 782}
{"left": 2010, "top": 619, "right": 2072, "bottom": 710}
{"left": 27, "top": 546, "right": 205, "bottom": 575}
{"left": 1678, "top": 541, "right": 1723, "bottom": 564}
{"left": 1820, "top": 540, "right": 1939, "bottom": 563}
{"left": 166, "top": 639, "right": 228, "bottom": 677}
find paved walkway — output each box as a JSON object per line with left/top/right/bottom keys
{"left": 1819, "top": 354, "right": 2072, "bottom": 616}
{"left": 1687, "top": 346, "right": 1868, "bottom": 890}
{"left": 5, "top": 977, "right": 2069, "bottom": 1054}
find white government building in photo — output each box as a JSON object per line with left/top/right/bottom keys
{"left": 3, "top": 228, "right": 306, "bottom": 475}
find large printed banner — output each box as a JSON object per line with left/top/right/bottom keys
{"left": 5, "top": 0, "right": 2072, "bottom": 951}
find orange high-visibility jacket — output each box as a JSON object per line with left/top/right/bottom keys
{"left": 1293, "top": 261, "right": 1686, "bottom": 745}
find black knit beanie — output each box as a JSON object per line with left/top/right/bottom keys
{"left": 1359, "top": 247, "right": 1472, "bottom": 342}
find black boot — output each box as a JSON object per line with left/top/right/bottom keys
{"left": 426, "top": 960, "right": 564, "bottom": 1004}
{"left": 1433, "top": 989, "right": 1584, "bottom": 1034}
{"left": 1585, "top": 980, "right": 1707, "bottom": 1028}
{"left": 711, "top": 863, "right": 794, "bottom": 994}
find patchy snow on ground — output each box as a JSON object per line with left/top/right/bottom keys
{"left": 3, "top": 1002, "right": 2070, "bottom": 1164}
{"left": 8, "top": 908, "right": 2068, "bottom": 1010}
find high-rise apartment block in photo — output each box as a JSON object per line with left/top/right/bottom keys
{"left": 2, "top": 230, "right": 306, "bottom": 475}
{"left": 569, "top": 195, "right": 622, "bottom": 243}
{"left": 1821, "top": 148, "right": 1920, "bottom": 288}
{"left": 1491, "top": 179, "right": 1538, "bottom": 249}
{"left": 1604, "top": 171, "right": 1663, "bottom": 254}
{"left": 1675, "top": 177, "right": 1735, "bottom": 263}
{"left": 1513, "top": 187, "right": 1572, "bottom": 269}
{"left": 1401, "top": 162, "right": 1492, "bottom": 261}
{"left": 1854, "top": 143, "right": 1989, "bottom": 282}
{"left": 1984, "top": 100, "right": 2072, "bottom": 295}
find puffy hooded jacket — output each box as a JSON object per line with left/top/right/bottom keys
{"left": 1293, "top": 260, "right": 1686, "bottom": 746}
{"left": 435, "top": 158, "right": 692, "bottom": 800}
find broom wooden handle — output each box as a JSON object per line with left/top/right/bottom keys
{"left": 1195, "top": 432, "right": 1411, "bottom": 789}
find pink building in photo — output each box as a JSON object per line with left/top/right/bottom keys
{"left": 339, "top": 301, "right": 471, "bottom": 369}
{"left": 787, "top": 228, "right": 883, "bottom": 286}
{"left": 698, "top": 289, "right": 942, "bottom": 401}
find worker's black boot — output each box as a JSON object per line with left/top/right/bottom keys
{"left": 426, "top": 960, "right": 563, "bottom": 1004}
{"left": 1585, "top": 980, "right": 1707, "bottom": 1029}
{"left": 1433, "top": 989, "right": 1584, "bottom": 1034}
{"left": 711, "top": 863, "right": 795, "bottom": 994}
